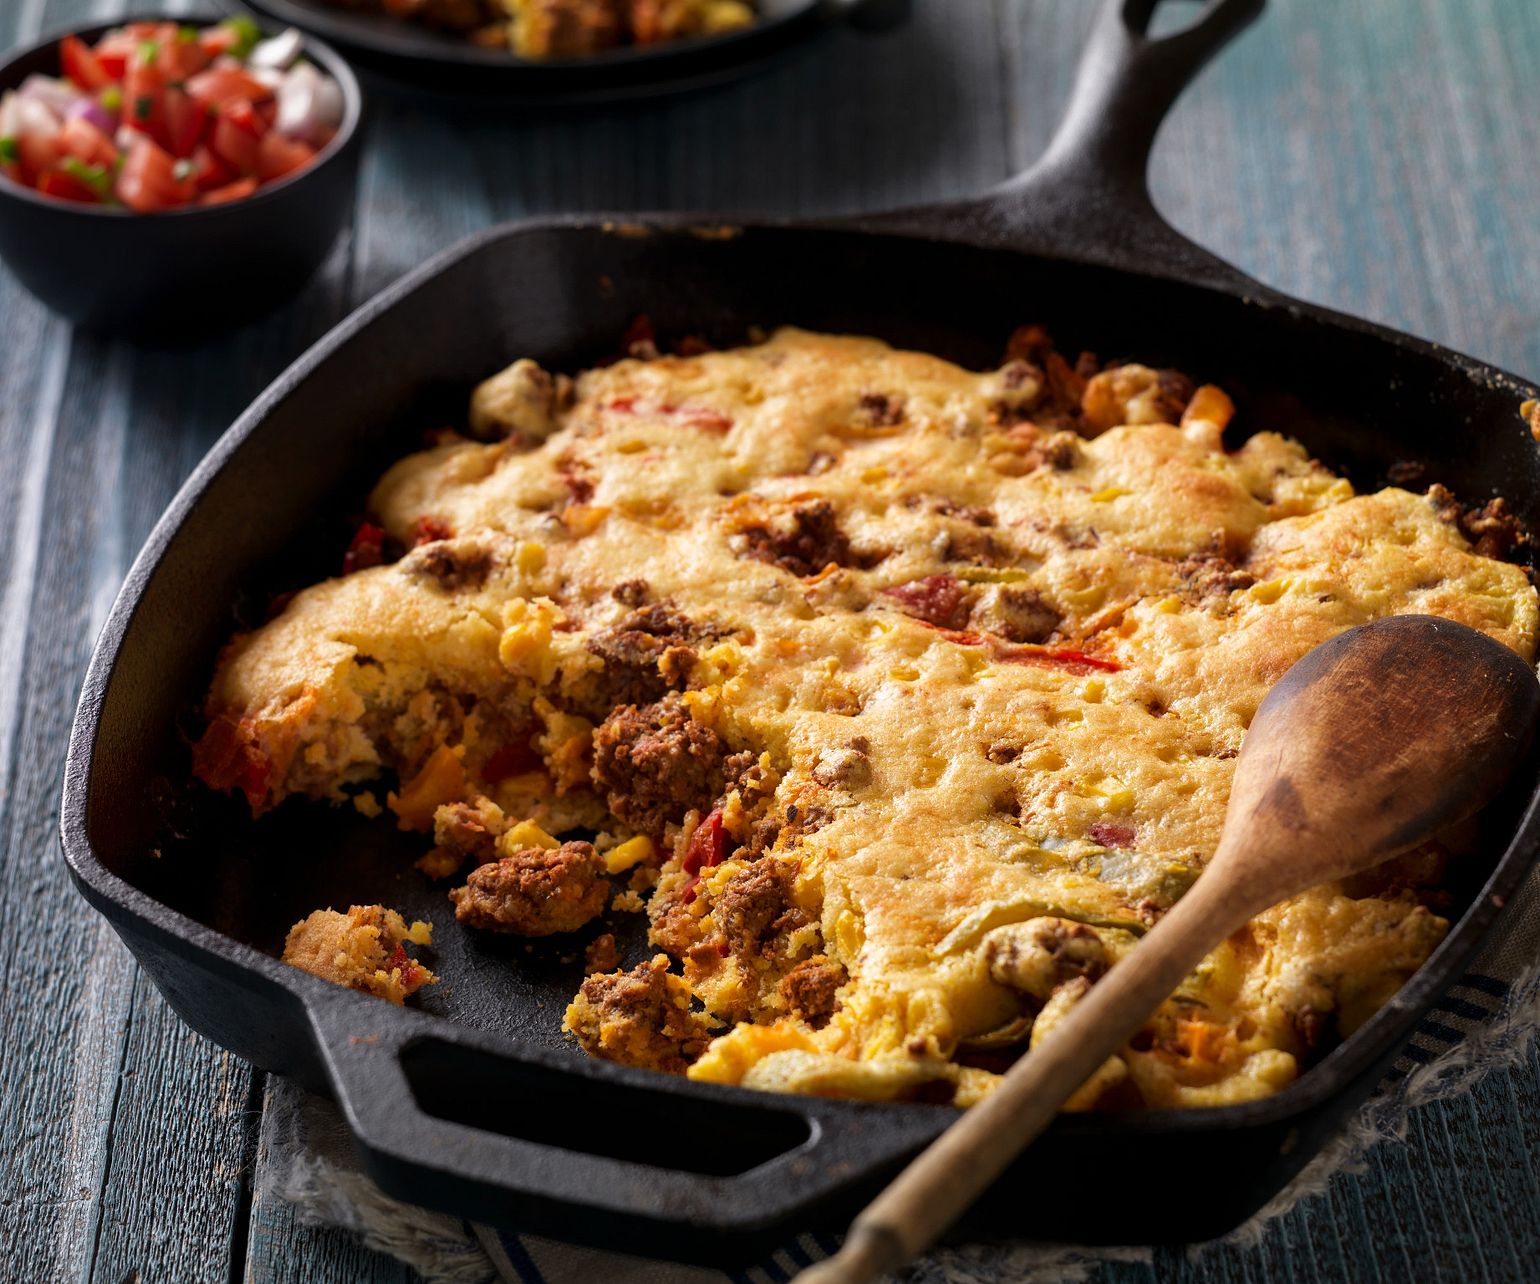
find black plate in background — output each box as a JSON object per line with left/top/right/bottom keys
{"left": 233, "top": 0, "right": 910, "bottom": 101}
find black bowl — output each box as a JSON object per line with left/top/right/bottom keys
{"left": 0, "top": 14, "right": 363, "bottom": 337}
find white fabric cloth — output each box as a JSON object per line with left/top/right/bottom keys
{"left": 271, "top": 863, "right": 1540, "bottom": 1283}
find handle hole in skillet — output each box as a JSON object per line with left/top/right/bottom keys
{"left": 399, "top": 1037, "right": 812, "bottom": 1176}
{"left": 1140, "top": 0, "right": 1214, "bottom": 38}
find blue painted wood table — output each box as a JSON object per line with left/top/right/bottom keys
{"left": 3, "top": 0, "right": 1538, "bottom": 1280}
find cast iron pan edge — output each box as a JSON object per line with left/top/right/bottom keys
{"left": 59, "top": 0, "right": 1540, "bottom": 1256}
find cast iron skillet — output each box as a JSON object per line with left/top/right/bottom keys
{"left": 236, "top": 0, "right": 911, "bottom": 101}
{"left": 60, "top": 0, "right": 1540, "bottom": 1267}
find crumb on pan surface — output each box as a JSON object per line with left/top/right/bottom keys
{"left": 203, "top": 323, "right": 1538, "bottom": 1109}
{"left": 282, "top": 905, "right": 438, "bottom": 1004}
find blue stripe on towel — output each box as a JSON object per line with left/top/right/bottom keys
{"left": 497, "top": 1234, "right": 549, "bottom": 1284}
{"left": 1455, "top": 974, "right": 1511, "bottom": 999}
{"left": 1417, "top": 1018, "right": 1466, "bottom": 1045}
{"left": 1434, "top": 995, "right": 1499, "bottom": 1022}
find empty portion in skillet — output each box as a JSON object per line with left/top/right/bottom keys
{"left": 181, "top": 317, "right": 1537, "bottom": 1112}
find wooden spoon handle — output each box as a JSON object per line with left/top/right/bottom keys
{"left": 797, "top": 875, "right": 1251, "bottom": 1284}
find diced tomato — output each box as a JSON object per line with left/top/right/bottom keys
{"left": 16, "top": 128, "right": 61, "bottom": 185}
{"left": 210, "top": 99, "right": 264, "bottom": 175}
{"left": 93, "top": 31, "right": 139, "bottom": 80}
{"left": 993, "top": 643, "right": 1123, "bottom": 673}
{"left": 36, "top": 167, "right": 99, "bottom": 203}
{"left": 481, "top": 741, "right": 539, "bottom": 783}
{"left": 115, "top": 132, "right": 195, "bottom": 212}
{"left": 342, "top": 523, "right": 386, "bottom": 575}
{"left": 197, "top": 27, "right": 235, "bottom": 59}
{"left": 186, "top": 66, "right": 272, "bottom": 112}
{"left": 197, "top": 176, "right": 258, "bottom": 206}
{"left": 122, "top": 21, "right": 179, "bottom": 42}
{"left": 58, "top": 116, "right": 118, "bottom": 169}
{"left": 123, "top": 44, "right": 167, "bottom": 142}
{"left": 190, "top": 143, "right": 237, "bottom": 191}
{"left": 883, "top": 575, "right": 970, "bottom": 630}
{"left": 680, "top": 809, "right": 725, "bottom": 903}
{"left": 161, "top": 85, "right": 205, "bottom": 158}
{"left": 190, "top": 713, "right": 272, "bottom": 812}
{"left": 681, "top": 808, "right": 725, "bottom": 877}
{"left": 409, "top": 515, "right": 453, "bottom": 546}
{"left": 159, "top": 32, "right": 212, "bottom": 82}
{"left": 61, "top": 35, "right": 111, "bottom": 91}
{"left": 254, "top": 98, "right": 278, "bottom": 129}
{"left": 1089, "top": 822, "right": 1136, "bottom": 848}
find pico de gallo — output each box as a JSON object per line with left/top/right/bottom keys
{"left": 0, "top": 17, "right": 344, "bottom": 211}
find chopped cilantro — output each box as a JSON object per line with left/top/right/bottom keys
{"left": 221, "top": 15, "right": 262, "bottom": 59}
{"left": 60, "top": 158, "right": 112, "bottom": 198}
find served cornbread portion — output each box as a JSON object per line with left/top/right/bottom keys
{"left": 321, "top": 0, "right": 754, "bottom": 57}
{"left": 282, "top": 905, "right": 438, "bottom": 1004}
{"left": 197, "top": 324, "right": 1536, "bottom": 1108}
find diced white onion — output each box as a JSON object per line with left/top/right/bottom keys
{"left": 248, "top": 28, "right": 305, "bottom": 71}
{"left": 17, "top": 74, "right": 78, "bottom": 120}
{"left": 14, "top": 94, "right": 62, "bottom": 140}
{"left": 275, "top": 62, "right": 343, "bottom": 144}
{"left": 0, "top": 91, "right": 21, "bottom": 140}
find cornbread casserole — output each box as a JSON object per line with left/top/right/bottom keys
{"left": 320, "top": 0, "right": 755, "bottom": 57}
{"left": 195, "top": 324, "right": 1536, "bottom": 1110}
{"left": 282, "top": 904, "right": 437, "bottom": 1004}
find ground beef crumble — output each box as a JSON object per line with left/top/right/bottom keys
{"left": 971, "top": 584, "right": 1061, "bottom": 643}
{"left": 421, "top": 794, "right": 508, "bottom": 878}
{"left": 585, "top": 602, "right": 702, "bottom": 710}
{"left": 564, "top": 954, "right": 711, "bottom": 1074}
{"left": 779, "top": 956, "right": 846, "bottom": 1029}
{"left": 738, "top": 500, "right": 877, "bottom": 577}
{"left": 1429, "top": 483, "right": 1527, "bottom": 562}
{"left": 403, "top": 539, "right": 493, "bottom": 591}
{"left": 450, "top": 840, "right": 608, "bottom": 935}
{"left": 590, "top": 693, "right": 726, "bottom": 834}
{"left": 584, "top": 932, "right": 620, "bottom": 975}
{"left": 712, "top": 858, "right": 808, "bottom": 959}
{"left": 1178, "top": 549, "right": 1256, "bottom": 605}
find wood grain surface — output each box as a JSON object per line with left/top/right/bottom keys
{"left": 1, "top": 1, "right": 1536, "bottom": 1281}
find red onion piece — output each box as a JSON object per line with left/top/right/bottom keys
{"left": 66, "top": 97, "right": 115, "bottom": 134}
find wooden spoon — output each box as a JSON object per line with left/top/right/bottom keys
{"left": 797, "top": 614, "right": 1539, "bottom": 1284}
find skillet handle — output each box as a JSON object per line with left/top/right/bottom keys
{"left": 306, "top": 998, "right": 941, "bottom": 1248}
{"left": 881, "top": 0, "right": 1268, "bottom": 291}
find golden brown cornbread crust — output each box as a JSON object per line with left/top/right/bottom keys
{"left": 196, "top": 326, "right": 1537, "bottom": 1109}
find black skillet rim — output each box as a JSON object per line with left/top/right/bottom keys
{"left": 57, "top": 207, "right": 1540, "bottom": 1156}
